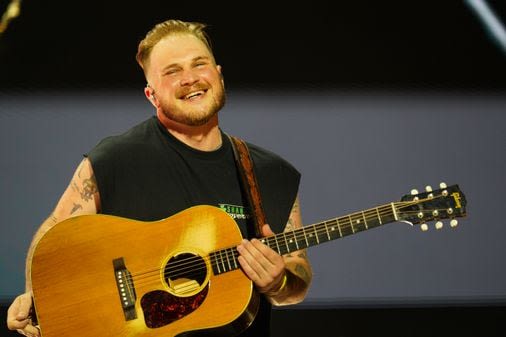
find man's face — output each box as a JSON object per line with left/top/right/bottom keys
{"left": 146, "top": 34, "right": 225, "bottom": 126}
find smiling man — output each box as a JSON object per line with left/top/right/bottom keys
{"left": 7, "top": 19, "right": 312, "bottom": 337}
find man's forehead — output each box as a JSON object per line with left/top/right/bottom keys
{"left": 152, "top": 34, "right": 211, "bottom": 60}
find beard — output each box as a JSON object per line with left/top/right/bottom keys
{"left": 158, "top": 82, "right": 226, "bottom": 127}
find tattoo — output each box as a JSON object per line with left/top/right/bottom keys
{"left": 291, "top": 198, "right": 300, "bottom": 214}
{"left": 49, "top": 213, "right": 58, "bottom": 224}
{"left": 284, "top": 197, "right": 301, "bottom": 232}
{"left": 285, "top": 221, "right": 295, "bottom": 231}
{"left": 80, "top": 174, "right": 98, "bottom": 201}
{"left": 297, "top": 250, "right": 307, "bottom": 259}
{"left": 285, "top": 250, "right": 307, "bottom": 260}
{"left": 294, "top": 264, "right": 311, "bottom": 284}
{"left": 72, "top": 182, "right": 79, "bottom": 193}
{"left": 71, "top": 203, "right": 83, "bottom": 215}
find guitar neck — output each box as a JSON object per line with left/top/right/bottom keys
{"left": 210, "top": 202, "right": 399, "bottom": 275}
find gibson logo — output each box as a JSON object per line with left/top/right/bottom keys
{"left": 451, "top": 192, "right": 462, "bottom": 209}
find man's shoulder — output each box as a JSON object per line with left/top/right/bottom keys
{"left": 88, "top": 117, "right": 158, "bottom": 155}
{"left": 246, "top": 141, "right": 299, "bottom": 175}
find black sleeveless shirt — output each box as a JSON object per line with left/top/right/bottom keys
{"left": 86, "top": 116, "right": 300, "bottom": 336}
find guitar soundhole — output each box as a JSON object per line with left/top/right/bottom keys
{"left": 140, "top": 253, "right": 209, "bottom": 329}
{"left": 163, "top": 253, "right": 207, "bottom": 294}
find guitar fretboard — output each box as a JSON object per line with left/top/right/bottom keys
{"left": 210, "top": 203, "right": 398, "bottom": 275}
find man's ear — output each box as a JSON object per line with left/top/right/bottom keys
{"left": 217, "top": 65, "right": 224, "bottom": 83}
{"left": 144, "top": 85, "right": 157, "bottom": 107}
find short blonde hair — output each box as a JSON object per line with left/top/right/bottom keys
{"left": 136, "top": 19, "right": 213, "bottom": 74}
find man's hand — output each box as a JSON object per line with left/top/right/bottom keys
{"left": 236, "top": 224, "right": 286, "bottom": 294}
{"left": 6, "top": 292, "right": 40, "bottom": 336}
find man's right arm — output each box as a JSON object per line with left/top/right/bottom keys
{"left": 7, "top": 158, "right": 100, "bottom": 335}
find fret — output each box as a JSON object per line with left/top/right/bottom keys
{"left": 284, "top": 231, "right": 298, "bottom": 253}
{"left": 303, "top": 227, "right": 318, "bottom": 247}
{"left": 313, "top": 225, "right": 320, "bottom": 244}
{"left": 225, "top": 248, "right": 232, "bottom": 271}
{"left": 362, "top": 211, "right": 368, "bottom": 229}
{"left": 294, "top": 230, "right": 300, "bottom": 250}
{"left": 376, "top": 207, "right": 383, "bottom": 225}
{"left": 348, "top": 215, "right": 355, "bottom": 233}
{"left": 329, "top": 219, "right": 342, "bottom": 239}
{"left": 211, "top": 252, "right": 221, "bottom": 274}
{"left": 232, "top": 249, "right": 238, "bottom": 269}
{"left": 282, "top": 232, "right": 289, "bottom": 255}
{"left": 323, "top": 222, "right": 331, "bottom": 241}
{"left": 339, "top": 217, "right": 355, "bottom": 237}
{"left": 220, "top": 250, "right": 226, "bottom": 273}
{"left": 336, "top": 218, "right": 344, "bottom": 237}
{"left": 274, "top": 235, "right": 281, "bottom": 255}
{"left": 303, "top": 228, "right": 309, "bottom": 248}
{"left": 391, "top": 202, "right": 399, "bottom": 221}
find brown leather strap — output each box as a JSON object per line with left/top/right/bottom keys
{"left": 228, "top": 135, "right": 266, "bottom": 238}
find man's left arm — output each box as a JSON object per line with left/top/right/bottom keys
{"left": 237, "top": 196, "right": 313, "bottom": 306}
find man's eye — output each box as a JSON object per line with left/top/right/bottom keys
{"left": 165, "top": 69, "right": 179, "bottom": 75}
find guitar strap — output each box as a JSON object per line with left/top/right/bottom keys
{"left": 228, "top": 135, "right": 266, "bottom": 238}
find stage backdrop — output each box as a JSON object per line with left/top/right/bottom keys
{"left": 0, "top": 89, "right": 505, "bottom": 307}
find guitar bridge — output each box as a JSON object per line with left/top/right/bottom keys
{"left": 113, "top": 257, "right": 137, "bottom": 320}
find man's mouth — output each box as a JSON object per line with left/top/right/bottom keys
{"left": 182, "top": 89, "right": 207, "bottom": 100}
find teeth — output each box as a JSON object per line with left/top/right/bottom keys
{"left": 184, "top": 90, "right": 204, "bottom": 99}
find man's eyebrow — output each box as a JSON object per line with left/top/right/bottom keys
{"left": 161, "top": 56, "right": 212, "bottom": 71}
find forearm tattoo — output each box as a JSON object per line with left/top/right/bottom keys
{"left": 294, "top": 264, "right": 311, "bottom": 284}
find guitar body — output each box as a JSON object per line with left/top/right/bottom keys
{"left": 31, "top": 205, "right": 258, "bottom": 337}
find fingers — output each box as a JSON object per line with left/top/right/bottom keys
{"left": 17, "top": 324, "right": 41, "bottom": 337}
{"left": 16, "top": 293, "right": 32, "bottom": 320}
{"left": 237, "top": 237, "right": 285, "bottom": 292}
{"left": 7, "top": 294, "right": 29, "bottom": 329}
{"left": 261, "top": 224, "right": 275, "bottom": 237}
{"left": 7, "top": 293, "right": 40, "bottom": 336}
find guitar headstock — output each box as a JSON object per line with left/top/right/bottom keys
{"left": 397, "top": 183, "right": 467, "bottom": 231}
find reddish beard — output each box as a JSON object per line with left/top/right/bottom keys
{"left": 159, "top": 84, "right": 226, "bottom": 126}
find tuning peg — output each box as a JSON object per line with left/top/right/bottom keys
{"left": 450, "top": 219, "right": 458, "bottom": 228}
{"left": 435, "top": 221, "right": 443, "bottom": 230}
{"left": 421, "top": 223, "right": 428, "bottom": 231}
{"left": 439, "top": 182, "right": 447, "bottom": 189}
{"left": 425, "top": 185, "right": 433, "bottom": 192}
{"left": 411, "top": 189, "right": 419, "bottom": 195}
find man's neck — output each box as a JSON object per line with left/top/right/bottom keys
{"left": 157, "top": 113, "right": 222, "bottom": 151}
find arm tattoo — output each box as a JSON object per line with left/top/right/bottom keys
{"left": 49, "top": 212, "right": 58, "bottom": 224}
{"left": 294, "top": 264, "right": 311, "bottom": 284}
{"left": 297, "top": 251, "right": 307, "bottom": 259}
{"left": 285, "top": 221, "right": 295, "bottom": 231}
{"left": 70, "top": 202, "right": 83, "bottom": 215}
{"left": 80, "top": 174, "right": 98, "bottom": 202}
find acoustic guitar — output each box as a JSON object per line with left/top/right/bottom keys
{"left": 31, "top": 183, "right": 466, "bottom": 337}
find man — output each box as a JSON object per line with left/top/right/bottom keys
{"left": 7, "top": 19, "right": 312, "bottom": 336}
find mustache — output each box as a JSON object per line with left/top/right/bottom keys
{"left": 177, "top": 84, "right": 209, "bottom": 98}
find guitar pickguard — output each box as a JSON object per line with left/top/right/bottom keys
{"left": 141, "top": 251, "right": 210, "bottom": 329}
{"left": 141, "top": 286, "right": 209, "bottom": 329}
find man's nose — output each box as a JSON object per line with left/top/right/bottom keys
{"left": 180, "top": 69, "right": 199, "bottom": 86}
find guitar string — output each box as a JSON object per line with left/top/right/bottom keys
{"left": 128, "top": 198, "right": 455, "bottom": 285}
{"left": 130, "top": 205, "right": 455, "bottom": 287}
{"left": 125, "top": 197, "right": 456, "bottom": 286}
{"left": 130, "top": 206, "right": 456, "bottom": 288}
{"left": 129, "top": 204, "right": 400, "bottom": 283}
